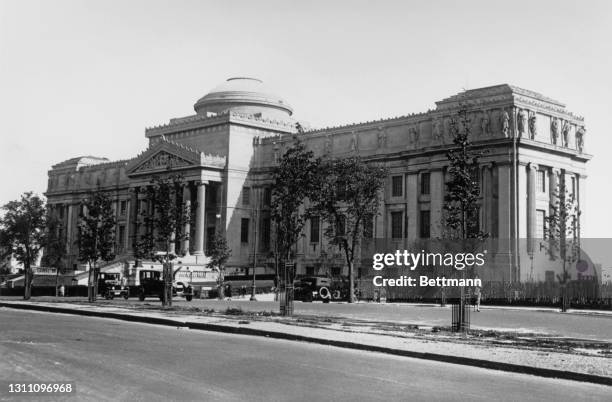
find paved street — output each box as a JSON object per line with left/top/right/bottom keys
{"left": 0, "top": 308, "right": 610, "bottom": 402}
{"left": 2, "top": 295, "right": 612, "bottom": 341}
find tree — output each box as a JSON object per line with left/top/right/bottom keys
{"left": 41, "top": 212, "right": 67, "bottom": 297}
{"left": 312, "top": 157, "right": 387, "bottom": 303}
{"left": 0, "top": 192, "right": 47, "bottom": 300}
{"left": 544, "top": 185, "right": 580, "bottom": 312}
{"left": 135, "top": 174, "right": 190, "bottom": 307}
{"left": 442, "top": 107, "right": 487, "bottom": 330}
{"left": 271, "top": 135, "right": 320, "bottom": 262}
{"left": 78, "top": 190, "right": 116, "bottom": 302}
{"left": 206, "top": 231, "right": 232, "bottom": 299}
{"left": 443, "top": 108, "right": 487, "bottom": 240}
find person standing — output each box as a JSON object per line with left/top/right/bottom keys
{"left": 473, "top": 279, "right": 482, "bottom": 312}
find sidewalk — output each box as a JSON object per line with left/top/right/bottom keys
{"left": 1, "top": 299, "right": 610, "bottom": 386}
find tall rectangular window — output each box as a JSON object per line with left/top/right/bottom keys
{"left": 264, "top": 187, "right": 272, "bottom": 206}
{"left": 240, "top": 218, "right": 250, "bottom": 243}
{"left": 536, "top": 209, "right": 546, "bottom": 239}
{"left": 310, "top": 216, "right": 320, "bottom": 243}
{"left": 336, "top": 215, "right": 346, "bottom": 236}
{"left": 420, "top": 210, "right": 430, "bottom": 238}
{"left": 118, "top": 226, "right": 125, "bottom": 251}
{"left": 242, "top": 187, "right": 250, "bottom": 206}
{"left": 392, "top": 176, "right": 403, "bottom": 197}
{"left": 391, "top": 211, "right": 403, "bottom": 239}
{"left": 537, "top": 170, "right": 546, "bottom": 193}
{"left": 421, "top": 172, "right": 430, "bottom": 195}
{"left": 120, "top": 200, "right": 127, "bottom": 215}
{"left": 571, "top": 176, "right": 576, "bottom": 197}
{"left": 261, "top": 218, "right": 271, "bottom": 251}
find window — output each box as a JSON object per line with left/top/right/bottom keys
{"left": 331, "top": 266, "right": 341, "bottom": 277}
{"left": 264, "top": 187, "right": 272, "bottom": 206}
{"left": 206, "top": 227, "right": 216, "bottom": 254}
{"left": 336, "top": 215, "right": 346, "bottom": 236}
{"left": 391, "top": 212, "right": 403, "bottom": 239}
{"left": 363, "top": 215, "right": 373, "bottom": 238}
{"left": 118, "top": 226, "right": 125, "bottom": 250}
{"left": 310, "top": 216, "right": 320, "bottom": 243}
{"left": 120, "top": 200, "right": 127, "bottom": 215}
{"left": 306, "top": 266, "right": 315, "bottom": 276}
{"left": 242, "top": 187, "right": 250, "bottom": 206}
{"left": 571, "top": 176, "right": 576, "bottom": 197}
{"left": 536, "top": 209, "right": 546, "bottom": 239}
{"left": 537, "top": 170, "right": 546, "bottom": 193}
{"left": 420, "top": 210, "right": 430, "bottom": 238}
{"left": 392, "top": 176, "right": 403, "bottom": 197}
{"left": 240, "top": 218, "right": 250, "bottom": 243}
{"left": 421, "top": 172, "right": 430, "bottom": 195}
{"left": 262, "top": 218, "right": 271, "bottom": 251}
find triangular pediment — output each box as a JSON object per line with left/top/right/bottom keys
{"left": 132, "top": 150, "right": 193, "bottom": 173}
{"left": 126, "top": 140, "right": 201, "bottom": 176}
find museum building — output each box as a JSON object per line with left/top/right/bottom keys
{"left": 44, "top": 77, "right": 591, "bottom": 286}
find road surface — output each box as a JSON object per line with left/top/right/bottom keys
{"left": 0, "top": 308, "right": 609, "bottom": 401}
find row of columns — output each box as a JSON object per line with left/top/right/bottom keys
{"left": 128, "top": 181, "right": 208, "bottom": 257}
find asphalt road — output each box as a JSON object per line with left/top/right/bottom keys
{"left": 0, "top": 308, "right": 610, "bottom": 402}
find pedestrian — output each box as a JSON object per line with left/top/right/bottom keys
{"left": 473, "top": 278, "right": 481, "bottom": 312}
{"left": 226, "top": 283, "right": 232, "bottom": 300}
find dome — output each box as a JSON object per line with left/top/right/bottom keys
{"left": 194, "top": 77, "right": 293, "bottom": 119}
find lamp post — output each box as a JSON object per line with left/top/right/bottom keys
{"left": 250, "top": 191, "right": 259, "bottom": 301}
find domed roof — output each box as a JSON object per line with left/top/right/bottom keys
{"left": 194, "top": 77, "right": 293, "bottom": 118}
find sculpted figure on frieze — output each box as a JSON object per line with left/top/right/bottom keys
{"left": 551, "top": 117, "right": 559, "bottom": 145}
{"left": 528, "top": 111, "right": 537, "bottom": 139}
{"left": 576, "top": 126, "right": 585, "bottom": 152}
{"left": 562, "top": 121, "right": 570, "bottom": 147}
{"left": 517, "top": 109, "right": 526, "bottom": 138}
{"left": 480, "top": 111, "right": 490, "bottom": 137}
{"left": 377, "top": 128, "right": 387, "bottom": 148}
{"left": 500, "top": 109, "right": 510, "bottom": 137}
{"left": 432, "top": 119, "right": 443, "bottom": 143}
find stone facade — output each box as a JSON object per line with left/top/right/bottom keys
{"left": 45, "top": 79, "right": 591, "bottom": 283}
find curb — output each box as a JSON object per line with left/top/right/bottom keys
{"left": 2, "top": 301, "right": 611, "bottom": 387}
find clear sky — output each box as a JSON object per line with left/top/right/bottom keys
{"left": 1, "top": 0, "right": 611, "bottom": 237}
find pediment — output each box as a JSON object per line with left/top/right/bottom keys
{"left": 131, "top": 150, "right": 194, "bottom": 174}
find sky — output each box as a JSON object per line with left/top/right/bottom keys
{"left": 1, "top": 0, "right": 611, "bottom": 237}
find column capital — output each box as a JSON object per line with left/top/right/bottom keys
{"left": 527, "top": 162, "right": 538, "bottom": 171}
{"left": 195, "top": 180, "right": 209, "bottom": 186}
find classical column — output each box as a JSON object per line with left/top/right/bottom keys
{"left": 527, "top": 163, "right": 538, "bottom": 253}
{"left": 128, "top": 187, "right": 139, "bottom": 253}
{"left": 181, "top": 184, "right": 191, "bottom": 255}
{"left": 481, "top": 164, "right": 493, "bottom": 235}
{"left": 193, "top": 182, "right": 206, "bottom": 256}
{"left": 66, "top": 204, "right": 74, "bottom": 254}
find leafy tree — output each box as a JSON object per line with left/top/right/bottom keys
{"left": 41, "top": 212, "right": 67, "bottom": 297}
{"left": 78, "top": 191, "right": 116, "bottom": 302}
{"left": 0, "top": 193, "right": 47, "bottom": 299}
{"left": 135, "top": 175, "right": 190, "bottom": 307}
{"left": 271, "top": 134, "right": 321, "bottom": 262}
{"left": 442, "top": 107, "right": 487, "bottom": 329}
{"left": 206, "top": 231, "right": 232, "bottom": 299}
{"left": 443, "top": 108, "right": 487, "bottom": 240}
{"left": 544, "top": 185, "right": 580, "bottom": 312}
{"left": 312, "top": 157, "right": 387, "bottom": 303}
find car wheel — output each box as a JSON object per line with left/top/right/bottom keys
{"left": 186, "top": 295, "right": 193, "bottom": 302}
{"left": 123, "top": 293, "right": 129, "bottom": 300}
{"left": 138, "top": 291, "right": 145, "bottom": 301}
{"left": 109, "top": 293, "right": 114, "bottom": 300}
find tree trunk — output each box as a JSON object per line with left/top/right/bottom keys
{"left": 343, "top": 244, "right": 355, "bottom": 303}
{"left": 24, "top": 264, "right": 32, "bottom": 300}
